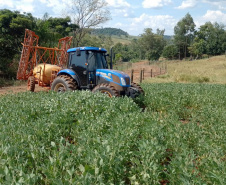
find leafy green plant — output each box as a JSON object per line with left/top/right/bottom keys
{"left": 0, "top": 83, "right": 225, "bottom": 184}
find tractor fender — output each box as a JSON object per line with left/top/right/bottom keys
{"left": 57, "top": 69, "right": 81, "bottom": 87}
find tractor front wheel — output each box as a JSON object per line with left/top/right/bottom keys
{"left": 27, "top": 76, "right": 35, "bottom": 92}
{"left": 131, "top": 82, "right": 144, "bottom": 95}
{"left": 51, "top": 75, "right": 77, "bottom": 92}
{"left": 92, "top": 84, "right": 119, "bottom": 97}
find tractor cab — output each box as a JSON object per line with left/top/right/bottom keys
{"left": 67, "top": 47, "right": 108, "bottom": 88}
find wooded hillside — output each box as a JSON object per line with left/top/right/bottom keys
{"left": 91, "top": 28, "right": 129, "bottom": 37}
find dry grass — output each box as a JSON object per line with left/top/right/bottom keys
{"left": 112, "top": 36, "right": 131, "bottom": 45}
{"left": 144, "top": 55, "right": 226, "bottom": 84}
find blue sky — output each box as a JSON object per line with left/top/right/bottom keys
{"left": 1, "top": 0, "right": 226, "bottom": 35}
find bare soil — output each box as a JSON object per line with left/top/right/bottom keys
{"left": 0, "top": 84, "right": 47, "bottom": 95}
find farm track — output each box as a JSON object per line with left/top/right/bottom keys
{"left": 0, "top": 84, "right": 48, "bottom": 95}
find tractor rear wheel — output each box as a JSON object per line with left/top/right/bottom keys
{"left": 92, "top": 83, "right": 119, "bottom": 97}
{"left": 27, "top": 76, "right": 35, "bottom": 92}
{"left": 131, "top": 82, "right": 144, "bottom": 95}
{"left": 51, "top": 75, "right": 77, "bottom": 92}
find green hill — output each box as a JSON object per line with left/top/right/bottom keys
{"left": 91, "top": 28, "right": 129, "bottom": 37}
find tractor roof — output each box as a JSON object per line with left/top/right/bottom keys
{"left": 67, "top": 47, "right": 107, "bottom": 53}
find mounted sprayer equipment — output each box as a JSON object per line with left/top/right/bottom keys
{"left": 17, "top": 29, "right": 144, "bottom": 98}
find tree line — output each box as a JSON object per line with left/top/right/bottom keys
{"left": 114, "top": 13, "right": 226, "bottom": 63}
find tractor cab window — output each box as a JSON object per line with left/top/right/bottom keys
{"left": 86, "top": 51, "right": 95, "bottom": 71}
{"left": 96, "top": 52, "right": 108, "bottom": 69}
{"left": 85, "top": 51, "right": 108, "bottom": 71}
{"left": 70, "top": 51, "right": 86, "bottom": 68}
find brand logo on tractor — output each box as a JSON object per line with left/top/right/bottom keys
{"left": 97, "top": 71, "right": 112, "bottom": 80}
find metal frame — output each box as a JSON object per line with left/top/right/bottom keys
{"left": 17, "top": 29, "right": 72, "bottom": 87}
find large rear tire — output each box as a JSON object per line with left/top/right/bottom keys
{"left": 92, "top": 83, "right": 119, "bottom": 97}
{"left": 51, "top": 75, "right": 77, "bottom": 92}
{"left": 27, "top": 76, "right": 35, "bottom": 92}
{"left": 131, "top": 82, "right": 144, "bottom": 95}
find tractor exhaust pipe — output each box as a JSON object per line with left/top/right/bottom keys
{"left": 110, "top": 47, "right": 113, "bottom": 69}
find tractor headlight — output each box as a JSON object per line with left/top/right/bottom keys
{"left": 120, "top": 77, "right": 126, "bottom": 86}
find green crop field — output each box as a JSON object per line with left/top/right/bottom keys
{"left": 0, "top": 83, "right": 225, "bottom": 184}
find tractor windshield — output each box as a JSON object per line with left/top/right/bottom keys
{"left": 87, "top": 51, "right": 108, "bottom": 70}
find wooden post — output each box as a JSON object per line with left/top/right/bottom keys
{"left": 151, "top": 69, "right": 153, "bottom": 78}
{"left": 131, "top": 69, "right": 134, "bottom": 82}
{"left": 140, "top": 70, "right": 142, "bottom": 83}
{"left": 142, "top": 68, "right": 145, "bottom": 80}
{"left": 160, "top": 67, "right": 162, "bottom": 74}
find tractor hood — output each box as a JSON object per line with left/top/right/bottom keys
{"left": 96, "top": 69, "right": 130, "bottom": 87}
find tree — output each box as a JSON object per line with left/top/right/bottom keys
{"left": 139, "top": 28, "right": 166, "bottom": 60}
{"left": 188, "top": 38, "right": 206, "bottom": 59}
{"left": 162, "top": 45, "right": 178, "bottom": 60}
{"left": 189, "top": 22, "right": 226, "bottom": 58}
{"left": 0, "top": 9, "right": 35, "bottom": 77}
{"left": 197, "top": 22, "right": 226, "bottom": 56}
{"left": 174, "top": 13, "right": 196, "bottom": 59}
{"left": 35, "top": 13, "right": 78, "bottom": 47}
{"left": 66, "top": 0, "right": 111, "bottom": 47}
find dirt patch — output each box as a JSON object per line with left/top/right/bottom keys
{"left": 0, "top": 84, "right": 47, "bottom": 95}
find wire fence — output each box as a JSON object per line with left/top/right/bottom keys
{"left": 113, "top": 60, "right": 168, "bottom": 83}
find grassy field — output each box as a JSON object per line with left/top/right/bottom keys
{"left": 145, "top": 55, "right": 226, "bottom": 84}
{"left": 111, "top": 35, "right": 139, "bottom": 45}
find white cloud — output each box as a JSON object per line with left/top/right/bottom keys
{"left": 176, "top": 0, "right": 226, "bottom": 10}
{"left": 203, "top": 10, "right": 226, "bottom": 23}
{"left": 0, "top": 0, "right": 14, "bottom": 8}
{"left": 0, "top": 0, "right": 35, "bottom": 13}
{"left": 111, "top": 8, "right": 134, "bottom": 18}
{"left": 176, "top": 0, "right": 197, "bottom": 9}
{"left": 16, "top": 4, "right": 34, "bottom": 12}
{"left": 106, "top": 0, "right": 130, "bottom": 8}
{"left": 142, "top": 0, "right": 172, "bottom": 9}
{"left": 105, "top": 0, "right": 133, "bottom": 18}
{"left": 39, "top": 0, "right": 67, "bottom": 15}
{"left": 203, "top": 0, "right": 226, "bottom": 10}
{"left": 194, "top": 10, "right": 226, "bottom": 28}
{"left": 108, "top": 13, "right": 177, "bottom": 35}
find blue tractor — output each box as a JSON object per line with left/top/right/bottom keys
{"left": 51, "top": 47, "right": 144, "bottom": 98}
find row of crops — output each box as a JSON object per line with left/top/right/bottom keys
{"left": 0, "top": 83, "right": 225, "bottom": 184}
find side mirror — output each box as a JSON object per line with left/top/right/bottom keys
{"left": 76, "top": 48, "right": 81, "bottom": 56}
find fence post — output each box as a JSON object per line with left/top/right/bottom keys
{"left": 142, "top": 68, "right": 145, "bottom": 80}
{"left": 160, "top": 67, "right": 162, "bottom": 75}
{"left": 131, "top": 69, "right": 134, "bottom": 82}
{"left": 140, "top": 70, "right": 142, "bottom": 83}
{"left": 151, "top": 69, "right": 153, "bottom": 78}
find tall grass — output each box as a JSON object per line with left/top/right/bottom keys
{"left": 145, "top": 55, "right": 226, "bottom": 84}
